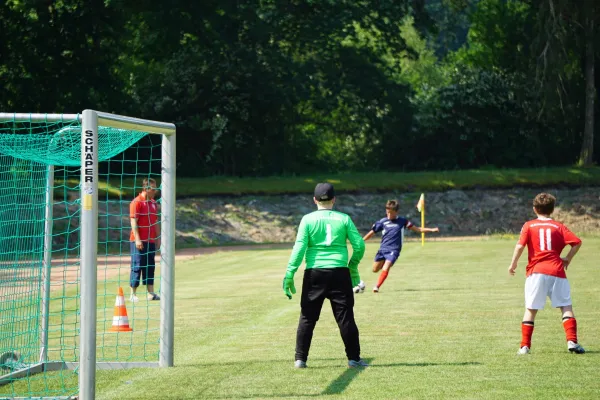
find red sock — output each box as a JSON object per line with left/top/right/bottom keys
{"left": 521, "top": 321, "right": 534, "bottom": 348}
{"left": 562, "top": 317, "right": 578, "bottom": 343}
{"left": 376, "top": 270, "right": 389, "bottom": 288}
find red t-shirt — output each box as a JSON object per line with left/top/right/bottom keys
{"left": 518, "top": 217, "right": 581, "bottom": 278}
{"left": 129, "top": 194, "right": 159, "bottom": 242}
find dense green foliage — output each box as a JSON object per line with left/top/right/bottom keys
{"left": 1, "top": 0, "right": 598, "bottom": 176}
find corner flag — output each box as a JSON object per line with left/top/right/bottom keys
{"left": 416, "top": 193, "right": 425, "bottom": 246}
{"left": 416, "top": 193, "right": 424, "bottom": 213}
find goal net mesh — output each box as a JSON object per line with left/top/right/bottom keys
{"left": 0, "top": 116, "right": 162, "bottom": 398}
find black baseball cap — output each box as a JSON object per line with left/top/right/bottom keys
{"left": 314, "top": 183, "right": 335, "bottom": 201}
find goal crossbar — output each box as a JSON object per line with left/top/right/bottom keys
{"left": 0, "top": 112, "right": 176, "bottom": 136}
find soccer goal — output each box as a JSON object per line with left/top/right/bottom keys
{"left": 0, "top": 110, "right": 176, "bottom": 400}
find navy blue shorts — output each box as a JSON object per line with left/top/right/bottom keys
{"left": 130, "top": 242, "right": 156, "bottom": 288}
{"left": 374, "top": 249, "right": 400, "bottom": 265}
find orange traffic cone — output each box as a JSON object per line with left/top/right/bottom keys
{"left": 110, "top": 287, "right": 133, "bottom": 332}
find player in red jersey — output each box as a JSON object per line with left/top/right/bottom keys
{"left": 508, "top": 193, "right": 584, "bottom": 354}
{"left": 129, "top": 177, "right": 161, "bottom": 303}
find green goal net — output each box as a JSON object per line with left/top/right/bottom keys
{"left": 0, "top": 113, "right": 174, "bottom": 399}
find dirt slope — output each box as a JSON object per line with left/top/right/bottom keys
{"left": 172, "top": 187, "right": 600, "bottom": 247}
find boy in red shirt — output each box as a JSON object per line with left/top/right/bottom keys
{"left": 508, "top": 193, "right": 584, "bottom": 354}
{"left": 129, "top": 178, "right": 160, "bottom": 302}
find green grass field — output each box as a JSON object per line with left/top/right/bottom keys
{"left": 101, "top": 239, "right": 599, "bottom": 399}
{"left": 3, "top": 239, "right": 600, "bottom": 399}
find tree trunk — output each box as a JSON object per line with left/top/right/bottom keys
{"left": 579, "top": 0, "right": 595, "bottom": 166}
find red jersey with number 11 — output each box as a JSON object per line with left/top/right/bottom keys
{"left": 518, "top": 217, "right": 581, "bottom": 278}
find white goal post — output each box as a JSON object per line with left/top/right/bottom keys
{"left": 0, "top": 110, "right": 176, "bottom": 400}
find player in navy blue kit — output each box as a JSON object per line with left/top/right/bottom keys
{"left": 363, "top": 200, "right": 440, "bottom": 292}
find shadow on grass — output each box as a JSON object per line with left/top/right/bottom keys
{"left": 194, "top": 359, "right": 482, "bottom": 399}
{"left": 203, "top": 358, "right": 373, "bottom": 399}
{"left": 186, "top": 359, "right": 481, "bottom": 369}
{"left": 321, "top": 358, "right": 372, "bottom": 395}
{"left": 370, "top": 361, "right": 481, "bottom": 367}
{"left": 400, "top": 288, "right": 464, "bottom": 292}
{"left": 184, "top": 358, "right": 347, "bottom": 368}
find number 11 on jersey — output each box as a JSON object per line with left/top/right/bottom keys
{"left": 539, "top": 228, "right": 552, "bottom": 251}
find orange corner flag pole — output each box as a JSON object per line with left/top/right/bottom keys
{"left": 416, "top": 193, "right": 425, "bottom": 247}
{"left": 110, "top": 287, "right": 133, "bottom": 332}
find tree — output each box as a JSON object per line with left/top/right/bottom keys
{"left": 580, "top": 0, "right": 595, "bottom": 166}
{"left": 120, "top": 0, "right": 416, "bottom": 176}
{"left": 532, "top": 0, "right": 597, "bottom": 166}
{"left": 0, "top": 0, "right": 127, "bottom": 112}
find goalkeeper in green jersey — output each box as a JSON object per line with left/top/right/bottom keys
{"left": 283, "top": 183, "right": 368, "bottom": 369}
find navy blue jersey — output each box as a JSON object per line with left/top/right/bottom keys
{"left": 371, "top": 217, "right": 413, "bottom": 251}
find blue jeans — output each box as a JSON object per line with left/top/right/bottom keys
{"left": 130, "top": 242, "right": 156, "bottom": 288}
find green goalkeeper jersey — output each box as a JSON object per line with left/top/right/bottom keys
{"left": 286, "top": 209, "right": 365, "bottom": 275}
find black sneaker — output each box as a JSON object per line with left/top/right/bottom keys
{"left": 348, "top": 359, "right": 369, "bottom": 368}
{"left": 568, "top": 341, "right": 585, "bottom": 354}
{"left": 149, "top": 293, "right": 161, "bottom": 301}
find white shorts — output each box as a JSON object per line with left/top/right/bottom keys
{"left": 524, "top": 273, "right": 572, "bottom": 310}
